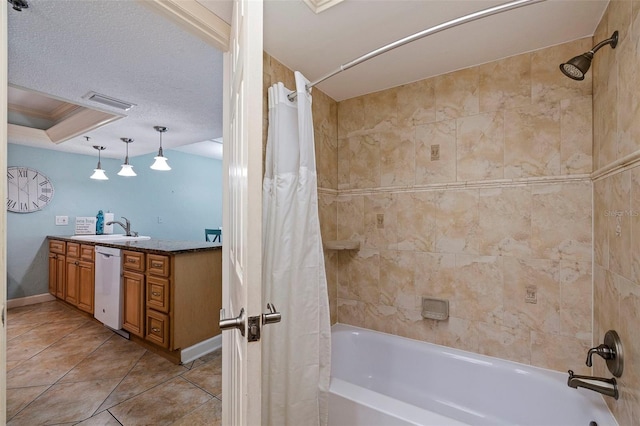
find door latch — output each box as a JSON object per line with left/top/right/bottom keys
{"left": 247, "top": 303, "right": 282, "bottom": 342}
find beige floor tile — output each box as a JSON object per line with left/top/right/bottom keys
{"left": 171, "top": 398, "right": 222, "bottom": 426}
{"left": 8, "top": 379, "right": 120, "bottom": 425}
{"left": 59, "top": 335, "right": 146, "bottom": 383}
{"left": 7, "top": 323, "right": 37, "bottom": 340}
{"left": 109, "top": 377, "right": 212, "bottom": 425}
{"left": 96, "top": 351, "right": 188, "bottom": 412}
{"left": 7, "top": 351, "right": 88, "bottom": 388}
{"left": 6, "top": 385, "right": 49, "bottom": 421}
{"left": 182, "top": 356, "right": 222, "bottom": 397}
{"left": 7, "top": 318, "right": 88, "bottom": 361}
{"left": 74, "top": 410, "right": 122, "bottom": 425}
{"left": 191, "top": 348, "right": 221, "bottom": 368}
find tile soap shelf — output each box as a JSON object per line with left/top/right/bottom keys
{"left": 324, "top": 240, "right": 360, "bottom": 251}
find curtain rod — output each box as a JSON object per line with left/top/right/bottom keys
{"left": 288, "top": 0, "right": 546, "bottom": 101}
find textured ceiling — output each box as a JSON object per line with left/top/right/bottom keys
{"left": 8, "top": 0, "right": 223, "bottom": 159}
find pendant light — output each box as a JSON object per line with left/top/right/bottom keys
{"left": 89, "top": 140, "right": 109, "bottom": 180}
{"left": 117, "top": 138, "right": 137, "bottom": 177}
{"left": 150, "top": 126, "right": 171, "bottom": 171}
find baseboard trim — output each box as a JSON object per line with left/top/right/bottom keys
{"left": 180, "top": 333, "right": 222, "bottom": 364}
{"left": 7, "top": 293, "right": 56, "bottom": 309}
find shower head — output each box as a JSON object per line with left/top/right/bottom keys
{"left": 560, "top": 31, "right": 618, "bottom": 81}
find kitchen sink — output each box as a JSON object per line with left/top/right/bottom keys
{"left": 70, "top": 234, "right": 151, "bottom": 242}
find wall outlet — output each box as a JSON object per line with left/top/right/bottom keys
{"left": 55, "top": 215, "right": 69, "bottom": 226}
{"left": 376, "top": 214, "right": 384, "bottom": 229}
{"left": 525, "top": 285, "right": 537, "bottom": 304}
{"left": 157, "top": 216, "right": 163, "bottom": 224}
{"left": 431, "top": 144, "right": 440, "bottom": 161}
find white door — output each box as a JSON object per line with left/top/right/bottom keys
{"left": 221, "top": 0, "right": 263, "bottom": 424}
{"left": 0, "top": 1, "right": 8, "bottom": 423}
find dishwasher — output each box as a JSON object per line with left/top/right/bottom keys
{"left": 94, "top": 246, "right": 123, "bottom": 330}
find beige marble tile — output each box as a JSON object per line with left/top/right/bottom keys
{"left": 435, "top": 67, "right": 479, "bottom": 121}
{"left": 337, "top": 298, "right": 366, "bottom": 328}
{"left": 337, "top": 137, "right": 350, "bottom": 189}
{"left": 617, "top": 274, "right": 640, "bottom": 421}
{"left": 338, "top": 96, "right": 364, "bottom": 139}
{"left": 336, "top": 195, "right": 364, "bottom": 242}
{"left": 109, "top": 377, "right": 212, "bottom": 426}
{"left": 363, "top": 193, "right": 397, "bottom": 250}
{"left": 477, "top": 322, "right": 531, "bottom": 365}
{"left": 396, "top": 191, "right": 437, "bottom": 252}
{"left": 435, "top": 189, "right": 479, "bottom": 254}
{"left": 560, "top": 96, "right": 593, "bottom": 175}
{"left": 397, "top": 78, "right": 436, "bottom": 127}
{"left": 415, "top": 120, "right": 456, "bottom": 184}
{"left": 559, "top": 260, "right": 592, "bottom": 340}
{"left": 531, "top": 182, "right": 592, "bottom": 261}
{"left": 479, "top": 53, "right": 531, "bottom": 113}
{"left": 594, "top": 177, "right": 610, "bottom": 269}
{"left": 380, "top": 127, "right": 415, "bottom": 187}
{"left": 531, "top": 38, "right": 593, "bottom": 104}
{"left": 593, "top": 35, "right": 619, "bottom": 170}
{"left": 318, "top": 193, "right": 337, "bottom": 243}
{"left": 607, "top": 170, "right": 632, "bottom": 279}
{"left": 616, "top": 25, "right": 640, "bottom": 158}
{"left": 75, "top": 410, "right": 122, "bottom": 426}
{"left": 456, "top": 111, "right": 504, "bottom": 181}
{"left": 171, "top": 398, "right": 222, "bottom": 426}
{"left": 268, "top": 56, "right": 295, "bottom": 91}
{"left": 364, "top": 88, "right": 397, "bottom": 132}
{"left": 433, "top": 316, "right": 479, "bottom": 353}
{"left": 8, "top": 379, "right": 120, "bottom": 425}
{"left": 531, "top": 331, "right": 591, "bottom": 374}
{"left": 346, "top": 248, "right": 380, "bottom": 305}
{"left": 594, "top": 267, "right": 619, "bottom": 343}
{"left": 96, "top": 351, "right": 189, "bottom": 412}
{"left": 454, "top": 254, "right": 503, "bottom": 325}
{"left": 379, "top": 250, "right": 416, "bottom": 309}
{"left": 349, "top": 134, "right": 380, "bottom": 189}
{"left": 182, "top": 356, "right": 222, "bottom": 397}
{"left": 364, "top": 303, "right": 398, "bottom": 336}
{"left": 326, "top": 251, "right": 338, "bottom": 325}
{"left": 315, "top": 128, "right": 338, "bottom": 190}
{"left": 395, "top": 308, "right": 436, "bottom": 343}
{"left": 608, "top": 0, "right": 633, "bottom": 48}
{"left": 478, "top": 187, "right": 532, "bottom": 257}
{"left": 631, "top": 166, "right": 640, "bottom": 282}
{"left": 503, "top": 257, "right": 560, "bottom": 335}
{"left": 504, "top": 102, "right": 561, "bottom": 178}
{"left": 414, "top": 252, "right": 457, "bottom": 305}
{"left": 336, "top": 251, "right": 352, "bottom": 300}
{"left": 6, "top": 385, "right": 49, "bottom": 421}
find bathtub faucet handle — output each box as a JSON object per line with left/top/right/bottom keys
{"left": 586, "top": 343, "right": 614, "bottom": 367}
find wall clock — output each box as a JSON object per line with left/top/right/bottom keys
{"left": 7, "top": 166, "right": 55, "bottom": 213}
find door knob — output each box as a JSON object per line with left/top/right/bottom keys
{"left": 262, "top": 303, "right": 281, "bottom": 325}
{"left": 219, "top": 308, "right": 245, "bottom": 336}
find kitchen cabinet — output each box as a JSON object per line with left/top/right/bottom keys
{"left": 122, "top": 252, "right": 146, "bottom": 338}
{"left": 65, "top": 242, "right": 95, "bottom": 314}
{"left": 48, "top": 240, "right": 66, "bottom": 299}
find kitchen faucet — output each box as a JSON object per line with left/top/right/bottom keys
{"left": 106, "top": 216, "right": 137, "bottom": 236}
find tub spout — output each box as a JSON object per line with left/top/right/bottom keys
{"left": 567, "top": 370, "right": 618, "bottom": 400}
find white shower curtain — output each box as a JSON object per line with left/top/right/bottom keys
{"left": 262, "top": 71, "right": 331, "bottom": 426}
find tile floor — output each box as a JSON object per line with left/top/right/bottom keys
{"left": 6, "top": 300, "right": 223, "bottom": 425}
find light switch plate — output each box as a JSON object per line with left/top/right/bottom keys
{"left": 55, "top": 216, "right": 69, "bottom": 226}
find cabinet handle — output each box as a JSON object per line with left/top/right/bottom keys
{"left": 152, "top": 291, "right": 161, "bottom": 296}
{"left": 152, "top": 262, "right": 163, "bottom": 268}
{"left": 152, "top": 327, "right": 161, "bottom": 333}
{"left": 127, "top": 258, "right": 136, "bottom": 263}
{"left": 75, "top": 261, "right": 79, "bottom": 265}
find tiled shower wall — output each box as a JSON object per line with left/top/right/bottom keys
{"left": 334, "top": 38, "right": 595, "bottom": 374}
{"left": 592, "top": 1, "right": 640, "bottom": 424}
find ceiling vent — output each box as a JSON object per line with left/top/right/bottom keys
{"left": 83, "top": 92, "right": 136, "bottom": 111}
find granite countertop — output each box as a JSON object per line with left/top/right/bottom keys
{"left": 48, "top": 236, "right": 222, "bottom": 255}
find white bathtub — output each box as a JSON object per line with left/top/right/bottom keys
{"left": 329, "top": 324, "right": 617, "bottom": 426}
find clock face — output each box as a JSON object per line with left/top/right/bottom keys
{"left": 7, "top": 167, "right": 55, "bottom": 213}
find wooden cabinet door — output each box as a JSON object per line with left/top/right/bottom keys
{"left": 77, "top": 260, "right": 94, "bottom": 314}
{"left": 48, "top": 253, "right": 58, "bottom": 295}
{"left": 122, "top": 270, "right": 145, "bottom": 337}
{"left": 65, "top": 258, "right": 79, "bottom": 306}
{"left": 146, "top": 309, "right": 169, "bottom": 349}
{"left": 55, "top": 255, "right": 66, "bottom": 299}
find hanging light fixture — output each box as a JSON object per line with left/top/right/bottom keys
{"left": 89, "top": 142, "right": 108, "bottom": 180}
{"left": 117, "top": 138, "right": 137, "bottom": 177}
{"left": 150, "top": 126, "right": 171, "bottom": 171}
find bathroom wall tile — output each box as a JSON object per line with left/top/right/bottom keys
{"left": 380, "top": 127, "right": 415, "bottom": 187}
{"left": 531, "top": 182, "right": 592, "bottom": 261}
{"left": 607, "top": 170, "right": 632, "bottom": 279}
{"left": 435, "top": 189, "right": 479, "bottom": 254}
{"left": 477, "top": 322, "right": 531, "bottom": 365}
{"left": 349, "top": 133, "right": 380, "bottom": 189}
{"left": 560, "top": 96, "right": 593, "bottom": 175}
{"left": 365, "top": 303, "right": 398, "bottom": 336}
{"left": 504, "top": 102, "right": 561, "bottom": 178}
{"left": 318, "top": 193, "right": 337, "bottom": 243}
{"left": 531, "top": 331, "right": 591, "bottom": 374}
{"left": 531, "top": 38, "right": 593, "bottom": 104}
{"left": 478, "top": 187, "right": 532, "bottom": 257}
{"left": 315, "top": 127, "right": 338, "bottom": 190}
{"left": 337, "top": 298, "right": 366, "bottom": 328}
{"left": 594, "top": 43, "right": 619, "bottom": 170}
{"left": 631, "top": 166, "right": 640, "bottom": 282}
{"left": 414, "top": 252, "right": 457, "bottom": 305}
{"left": 336, "top": 195, "right": 364, "bottom": 242}
{"left": 338, "top": 96, "right": 365, "bottom": 139}
{"left": 346, "top": 249, "right": 380, "bottom": 305}
{"left": 379, "top": 250, "right": 416, "bottom": 309}
{"left": 478, "top": 53, "right": 531, "bottom": 113}
{"left": 616, "top": 23, "right": 640, "bottom": 159}
{"left": 594, "top": 177, "right": 610, "bottom": 269}
{"left": 433, "top": 316, "right": 479, "bottom": 353}
{"left": 594, "top": 267, "right": 619, "bottom": 342}
{"left": 608, "top": 0, "right": 633, "bottom": 47}
{"left": 454, "top": 254, "right": 503, "bottom": 326}
{"left": 618, "top": 275, "right": 640, "bottom": 400}
{"left": 503, "top": 257, "right": 560, "bottom": 335}
{"left": 592, "top": 16, "right": 608, "bottom": 172}
{"left": 396, "top": 191, "right": 437, "bottom": 252}
{"left": 415, "top": 119, "right": 456, "bottom": 185}
{"left": 325, "top": 250, "right": 338, "bottom": 325}
{"left": 336, "top": 251, "right": 353, "bottom": 301}
{"left": 397, "top": 78, "right": 436, "bottom": 127}
{"left": 435, "top": 67, "right": 479, "bottom": 122}
{"left": 363, "top": 193, "right": 397, "bottom": 250}
{"left": 364, "top": 88, "right": 397, "bottom": 132}
{"left": 558, "top": 260, "right": 592, "bottom": 340}
{"left": 337, "top": 137, "right": 350, "bottom": 189}
{"left": 269, "top": 57, "right": 296, "bottom": 92}
{"left": 456, "top": 111, "right": 504, "bottom": 181}
{"left": 395, "top": 307, "right": 437, "bottom": 343}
